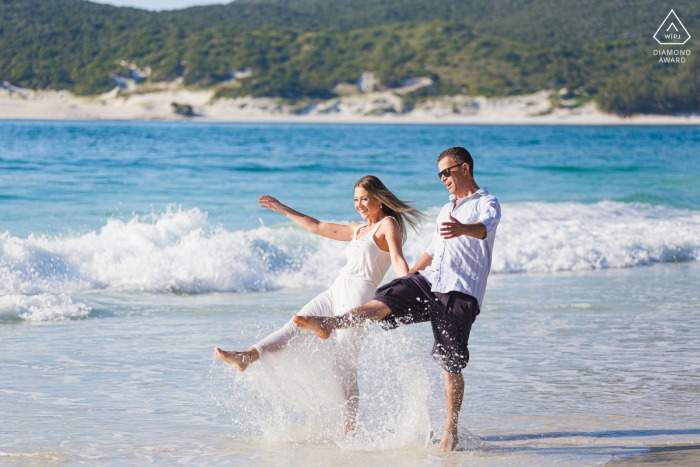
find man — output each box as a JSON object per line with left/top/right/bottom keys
{"left": 294, "top": 147, "right": 501, "bottom": 451}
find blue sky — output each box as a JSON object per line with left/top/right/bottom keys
{"left": 90, "top": 0, "right": 231, "bottom": 11}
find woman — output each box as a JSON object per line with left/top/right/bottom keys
{"left": 215, "top": 175, "right": 424, "bottom": 433}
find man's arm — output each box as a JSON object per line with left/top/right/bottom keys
{"left": 408, "top": 252, "right": 433, "bottom": 274}
{"left": 438, "top": 213, "right": 487, "bottom": 240}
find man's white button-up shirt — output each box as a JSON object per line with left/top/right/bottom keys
{"left": 419, "top": 187, "right": 501, "bottom": 309}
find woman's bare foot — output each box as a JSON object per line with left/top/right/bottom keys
{"left": 292, "top": 315, "right": 332, "bottom": 339}
{"left": 343, "top": 417, "right": 357, "bottom": 435}
{"left": 214, "top": 348, "right": 258, "bottom": 372}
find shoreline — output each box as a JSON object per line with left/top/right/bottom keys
{"left": 2, "top": 88, "right": 699, "bottom": 126}
{"left": 5, "top": 117, "right": 700, "bottom": 126}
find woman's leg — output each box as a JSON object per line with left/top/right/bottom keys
{"left": 331, "top": 282, "right": 376, "bottom": 434}
{"left": 337, "top": 355, "right": 361, "bottom": 434}
{"left": 335, "top": 329, "right": 367, "bottom": 434}
{"left": 216, "top": 290, "right": 333, "bottom": 372}
{"left": 214, "top": 347, "right": 259, "bottom": 372}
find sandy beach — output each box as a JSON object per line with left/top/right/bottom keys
{"left": 607, "top": 444, "right": 700, "bottom": 466}
{"left": 2, "top": 84, "right": 699, "bottom": 125}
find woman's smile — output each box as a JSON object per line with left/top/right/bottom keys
{"left": 354, "top": 187, "right": 381, "bottom": 221}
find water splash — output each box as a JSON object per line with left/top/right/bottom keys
{"left": 211, "top": 326, "right": 431, "bottom": 450}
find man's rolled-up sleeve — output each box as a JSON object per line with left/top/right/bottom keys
{"left": 478, "top": 198, "right": 501, "bottom": 237}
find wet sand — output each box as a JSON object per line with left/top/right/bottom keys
{"left": 607, "top": 445, "right": 700, "bottom": 466}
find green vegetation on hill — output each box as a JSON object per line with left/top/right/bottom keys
{"left": 0, "top": 0, "right": 698, "bottom": 115}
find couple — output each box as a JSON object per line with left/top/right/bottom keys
{"left": 216, "top": 146, "right": 501, "bottom": 451}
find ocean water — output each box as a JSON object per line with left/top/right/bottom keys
{"left": 1, "top": 121, "right": 699, "bottom": 466}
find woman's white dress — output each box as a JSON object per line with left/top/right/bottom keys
{"left": 253, "top": 217, "right": 393, "bottom": 410}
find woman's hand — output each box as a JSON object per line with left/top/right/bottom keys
{"left": 257, "top": 195, "right": 355, "bottom": 241}
{"left": 259, "top": 195, "right": 286, "bottom": 214}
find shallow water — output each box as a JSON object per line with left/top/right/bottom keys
{"left": 3, "top": 262, "right": 698, "bottom": 465}
{"left": 1, "top": 121, "right": 699, "bottom": 465}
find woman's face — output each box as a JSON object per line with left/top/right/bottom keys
{"left": 354, "top": 187, "right": 381, "bottom": 220}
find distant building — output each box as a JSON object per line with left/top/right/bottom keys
{"left": 1, "top": 81, "right": 33, "bottom": 97}
{"left": 357, "top": 72, "right": 379, "bottom": 93}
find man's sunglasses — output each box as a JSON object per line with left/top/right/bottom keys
{"left": 438, "top": 163, "right": 464, "bottom": 179}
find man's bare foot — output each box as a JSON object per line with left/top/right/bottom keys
{"left": 438, "top": 424, "right": 459, "bottom": 452}
{"left": 292, "top": 315, "right": 332, "bottom": 339}
{"left": 215, "top": 348, "right": 256, "bottom": 372}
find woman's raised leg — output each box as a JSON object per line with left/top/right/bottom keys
{"left": 215, "top": 318, "right": 304, "bottom": 371}
{"left": 214, "top": 347, "right": 259, "bottom": 372}
{"left": 215, "top": 290, "right": 333, "bottom": 372}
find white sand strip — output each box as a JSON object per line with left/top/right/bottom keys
{"left": 1, "top": 88, "right": 699, "bottom": 125}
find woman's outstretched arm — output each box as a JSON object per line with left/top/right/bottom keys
{"left": 259, "top": 195, "right": 359, "bottom": 241}
{"left": 381, "top": 218, "right": 410, "bottom": 277}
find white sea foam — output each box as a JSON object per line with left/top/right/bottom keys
{"left": 0, "top": 206, "right": 345, "bottom": 296}
{"left": 492, "top": 201, "right": 700, "bottom": 273}
{"left": 0, "top": 294, "right": 91, "bottom": 321}
{"left": 1, "top": 202, "right": 698, "bottom": 304}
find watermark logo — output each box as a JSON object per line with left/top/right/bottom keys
{"left": 653, "top": 9, "right": 690, "bottom": 45}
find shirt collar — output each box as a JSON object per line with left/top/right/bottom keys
{"left": 449, "top": 187, "right": 489, "bottom": 206}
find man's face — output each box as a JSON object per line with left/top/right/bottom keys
{"left": 438, "top": 156, "right": 469, "bottom": 195}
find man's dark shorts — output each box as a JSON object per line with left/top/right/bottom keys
{"left": 374, "top": 273, "right": 479, "bottom": 374}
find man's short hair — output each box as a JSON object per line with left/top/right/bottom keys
{"left": 437, "top": 147, "right": 474, "bottom": 176}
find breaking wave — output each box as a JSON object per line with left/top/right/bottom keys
{"left": 494, "top": 201, "right": 700, "bottom": 273}
{"left": 1, "top": 201, "right": 698, "bottom": 320}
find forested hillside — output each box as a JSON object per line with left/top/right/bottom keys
{"left": 1, "top": 0, "right": 698, "bottom": 114}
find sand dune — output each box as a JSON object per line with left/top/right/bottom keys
{"left": 1, "top": 85, "right": 699, "bottom": 125}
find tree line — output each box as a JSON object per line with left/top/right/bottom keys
{"left": 0, "top": 0, "right": 697, "bottom": 115}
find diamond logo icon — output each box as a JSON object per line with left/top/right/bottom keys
{"left": 654, "top": 10, "right": 691, "bottom": 45}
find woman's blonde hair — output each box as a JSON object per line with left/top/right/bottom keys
{"left": 354, "top": 175, "right": 426, "bottom": 244}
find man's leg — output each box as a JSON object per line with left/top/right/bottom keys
{"left": 429, "top": 291, "right": 478, "bottom": 451}
{"left": 295, "top": 274, "right": 435, "bottom": 339}
{"left": 439, "top": 370, "right": 464, "bottom": 451}
{"left": 292, "top": 300, "right": 391, "bottom": 339}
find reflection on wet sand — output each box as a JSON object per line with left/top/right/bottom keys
{"left": 607, "top": 444, "right": 700, "bottom": 466}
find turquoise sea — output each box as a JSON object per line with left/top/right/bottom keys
{"left": 1, "top": 121, "right": 699, "bottom": 466}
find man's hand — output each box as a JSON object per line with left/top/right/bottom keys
{"left": 439, "top": 213, "right": 466, "bottom": 239}
{"left": 408, "top": 252, "right": 433, "bottom": 274}
{"left": 439, "top": 213, "right": 487, "bottom": 240}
